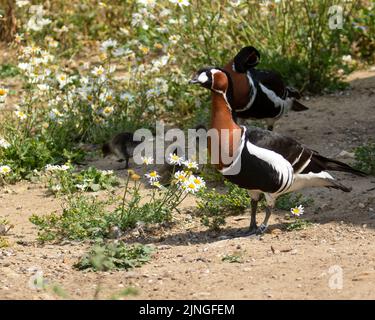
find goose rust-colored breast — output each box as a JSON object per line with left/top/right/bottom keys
{"left": 223, "top": 60, "right": 250, "bottom": 108}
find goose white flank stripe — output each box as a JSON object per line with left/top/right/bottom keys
{"left": 258, "top": 82, "right": 293, "bottom": 117}
{"left": 190, "top": 67, "right": 367, "bottom": 235}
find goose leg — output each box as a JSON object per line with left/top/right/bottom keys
{"left": 249, "top": 199, "right": 258, "bottom": 234}
{"left": 256, "top": 206, "right": 272, "bottom": 235}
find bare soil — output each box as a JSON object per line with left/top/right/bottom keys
{"left": 1, "top": 69, "right": 375, "bottom": 300}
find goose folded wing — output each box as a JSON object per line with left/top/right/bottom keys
{"left": 250, "top": 69, "right": 286, "bottom": 98}
{"left": 246, "top": 127, "right": 314, "bottom": 173}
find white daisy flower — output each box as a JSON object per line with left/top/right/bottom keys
{"left": 16, "top": 0, "right": 30, "bottom": 7}
{"left": 56, "top": 73, "right": 70, "bottom": 88}
{"left": 120, "top": 92, "right": 134, "bottom": 102}
{"left": 91, "top": 66, "right": 105, "bottom": 77}
{"left": 0, "top": 165, "right": 11, "bottom": 176}
{"left": 76, "top": 184, "right": 87, "bottom": 191}
{"left": 101, "top": 170, "right": 114, "bottom": 176}
{"left": 137, "top": 0, "right": 156, "bottom": 7}
{"left": 182, "top": 160, "right": 199, "bottom": 170}
{"left": 290, "top": 205, "right": 305, "bottom": 217}
{"left": 45, "top": 164, "right": 70, "bottom": 172}
{"left": 37, "top": 83, "right": 50, "bottom": 91}
{"left": 100, "top": 39, "right": 118, "bottom": 52}
{"left": 183, "top": 180, "right": 199, "bottom": 194}
{"left": 151, "top": 181, "right": 163, "bottom": 189}
{"left": 0, "top": 138, "right": 11, "bottom": 149}
{"left": 174, "top": 170, "right": 188, "bottom": 183}
{"left": 51, "top": 185, "right": 62, "bottom": 192}
{"left": 14, "top": 110, "right": 27, "bottom": 120}
{"left": 0, "top": 88, "right": 8, "bottom": 103}
{"left": 188, "top": 175, "right": 205, "bottom": 190}
{"left": 145, "top": 171, "right": 160, "bottom": 182}
{"left": 169, "top": 0, "right": 190, "bottom": 8}
{"left": 102, "top": 106, "right": 114, "bottom": 117}
{"left": 141, "top": 156, "right": 154, "bottom": 165}
{"left": 168, "top": 153, "right": 183, "bottom": 165}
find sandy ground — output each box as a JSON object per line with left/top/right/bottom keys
{"left": 0, "top": 69, "right": 375, "bottom": 300}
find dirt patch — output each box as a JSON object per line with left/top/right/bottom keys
{"left": 1, "top": 69, "right": 375, "bottom": 300}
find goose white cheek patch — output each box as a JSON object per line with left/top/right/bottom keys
{"left": 198, "top": 72, "right": 209, "bottom": 83}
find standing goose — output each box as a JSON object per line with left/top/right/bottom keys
{"left": 222, "top": 46, "right": 308, "bottom": 130}
{"left": 190, "top": 67, "right": 366, "bottom": 235}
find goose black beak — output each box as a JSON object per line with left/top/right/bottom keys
{"left": 189, "top": 76, "right": 199, "bottom": 84}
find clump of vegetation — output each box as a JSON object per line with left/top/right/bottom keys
{"left": 0, "top": 63, "right": 19, "bottom": 78}
{"left": 354, "top": 142, "right": 375, "bottom": 175}
{"left": 0, "top": 237, "right": 10, "bottom": 248}
{"left": 31, "top": 157, "right": 206, "bottom": 241}
{"left": 222, "top": 252, "right": 244, "bottom": 264}
{"left": 74, "top": 241, "right": 153, "bottom": 271}
{"left": 196, "top": 181, "right": 250, "bottom": 231}
{"left": 286, "top": 205, "right": 312, "bottom": 231}
{"left": 276, "top": 192, "right": 314, "bottom": 211}
{"left": 45, "top": 165, "right": 119, "bottom": 195}
{"left": 286, "top": 218, "right": 313, "bottom": 231}
{"left": 30, "top": 195, "right": 113, "bottom": 241}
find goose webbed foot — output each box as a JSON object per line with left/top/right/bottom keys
{"left": 256, "top": 223, "right": 268, "bottom": 235}
{"left": 248, "top": 223, "right": 258, "bottom": 235}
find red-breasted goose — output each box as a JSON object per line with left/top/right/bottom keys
{"left": 223, "top": 46, "right": 309, "bottom": 130}
{"left": 190, "top": 67, "right": 366, "bottom": 235}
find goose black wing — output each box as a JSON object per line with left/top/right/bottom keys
{"left": 249, "top": 69, "right": 286, "bottom": 98}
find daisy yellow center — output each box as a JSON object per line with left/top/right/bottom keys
{"left": 193, "top": 178, "right": 201, "bottom": 184}
{"left": 188, "top": 183, "right": 195, "bottom": 189}
{"left": 60, "top": 75, "right": 66, "bottom": 81}
{"left": 150, "top": 171, "right": 157, "bottom": 177}
{"left": 292, "top": 208, "right": 300, "bottom": 214}
{"left": 140, "top": 46, "right": 149, "bottom": 54}
{"left": 106, "top": 95, "right": 113, "bottom": 101}
{"left": 0, "top": 89, "right": 6, "bottom": 96}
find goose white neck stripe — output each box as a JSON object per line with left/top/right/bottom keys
{"left": 235, "top": 71, "right": 257, "bottom": 112}
{"left": 219, "top": 126, "right": 247, "bottom": 174}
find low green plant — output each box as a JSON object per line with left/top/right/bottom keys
{"left": 276, "top": 192, "right": 314, "bottom": 211}
{"left": 354, "top": 142, "right": 375, "bottom": 175}
{"left": 285, "top": 205, "right": 312, "bottom": 231}
{"left": 0, "top": 237, "right": 10, "bottom": 248}
{"left": 222, "top": 252, "right": 244, "bottom": 264}
{"left": 286, "top": 218, "right": 312, "bottom": 231}
{"left": 74, "top": 241, "right": 153, "bottom": 271}
{"left": 196, "top": 180, "right": 250, "bottom": 231}
{"left": 0, "top": 127, "right": 84, "bottom": 181}
{"left": 30, "top": 194, "right": 113, "bottom": 242}
{"left": 0, "top": 64, "right": 19, "bottom": 78}
{"left": 45, "top": 166, "right": 119, "bottom": 195}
